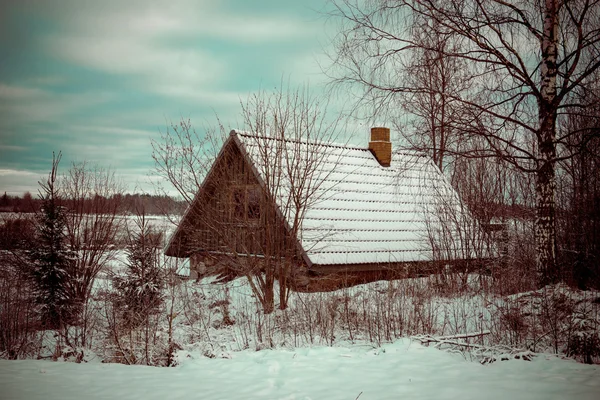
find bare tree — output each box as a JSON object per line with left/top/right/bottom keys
{"left": 327, "top": 0, "right": 600, "bottom": 286}
{"left": 400, "top": 49, "right": 467, "bottom": 171}
{"left": 557, "top": 75, "right": 600, "bottom": 288}
{"left": 238, "top": 86, "right": 344, "bottom": 311}
{"left": 60, "top": 161, "right": 125, "bottom": 346}
{"left": 152, "top": 118, "right": 226, "bottom": 206}
{"left": 155, "top": 84, "right": 344, "bottom": 313}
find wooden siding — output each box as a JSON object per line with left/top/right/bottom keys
{"left": 176, "top": 141, "right": 301, "bottom": 267}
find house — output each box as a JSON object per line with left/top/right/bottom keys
{"left": 164, "top": 127, "right": 491, "bottom": 291}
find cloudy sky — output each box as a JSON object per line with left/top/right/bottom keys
{"left": 0, "top": 0, "right": 346, "bottom": 196}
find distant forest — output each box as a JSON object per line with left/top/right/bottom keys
{"left": 0, "top": 192, "right": 186, "bottom": 215}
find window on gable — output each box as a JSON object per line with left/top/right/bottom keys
{"left": 247, "top": 187, "right": 261, "bottom": 220}
{"left": 231, "top": 186, "right": 261, "bottom": 222}
{"left": 232, "top": 188, "right": 245, "bottom": 220}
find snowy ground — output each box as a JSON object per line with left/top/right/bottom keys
{"left": 1, "top": 339, "right": 599, "bottom": 400}
{"left": 3, "top": 213, "right": 600, "bottom": 398}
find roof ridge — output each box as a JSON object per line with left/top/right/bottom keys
{"left": 233, "top": 129, "right": 365, "bottom": 151}
{"left": 234, "top": 129, "right": 431, "bottom": 157}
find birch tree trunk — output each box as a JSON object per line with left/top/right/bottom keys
{"left": 536, "top": 0, "right": 559, "bottom": 286}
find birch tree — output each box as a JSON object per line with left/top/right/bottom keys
{"left": 328, "top": 0, "right": 600, "bottom": 286}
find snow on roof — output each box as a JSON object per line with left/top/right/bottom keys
{"left": 234, "top": 130, "right": 482, "bottom": 266}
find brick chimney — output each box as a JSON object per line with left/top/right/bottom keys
{"left": 369, "top": 127, "right": 392, "bottom": 167}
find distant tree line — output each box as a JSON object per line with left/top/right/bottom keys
{"left": 0, "top": 191, "right": 185, "bottom": 215}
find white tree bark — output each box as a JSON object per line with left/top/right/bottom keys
{"left": 536, "top": 0, "right": 559, "bottom": 285}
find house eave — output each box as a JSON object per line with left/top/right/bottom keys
{"left": 310, "top": 257, "right": 494, "bottom": 274}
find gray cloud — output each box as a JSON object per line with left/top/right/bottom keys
{"left": 0, "top": 0, "right": 339, "bottom": 196}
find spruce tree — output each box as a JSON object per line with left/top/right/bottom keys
{"left": 29, "top": 153, "right": 77, "bottom": 329}
{"left": 0, "top": 192, "right": 8, "bottom": 207}
{"left": 115, "top": 213, "right": 163, "bottom": 328}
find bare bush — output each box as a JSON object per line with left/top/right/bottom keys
{"left": 0, "top": 251, "right": 39, "bottom": 359}
{"left": 61, "top": 161, "right": 125, "bottom": 348}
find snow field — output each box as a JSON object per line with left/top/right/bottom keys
{"left": 1, "top": 339, "right": 599, "bottom": 400}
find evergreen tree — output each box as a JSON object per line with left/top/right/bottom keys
{"left": 0, "top": 191, "right": 8, "bottom": 207}
{"left": 29, "top": 152, "right": 77, "bottom": 329}
{"left": 115, "top": 213, "right": 163, "bottom": 328}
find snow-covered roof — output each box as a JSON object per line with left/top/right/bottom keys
{"left": 233, "top": 130, "right": 483, "bottom": 267}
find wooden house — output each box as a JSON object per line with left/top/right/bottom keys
{"left": 164, "top": 127, "right": 491, "bottom": 291}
